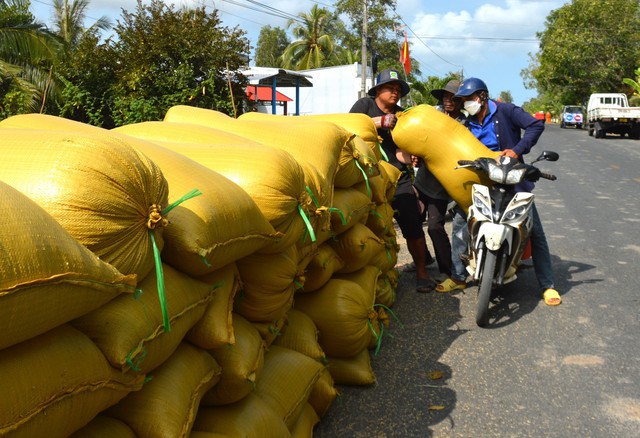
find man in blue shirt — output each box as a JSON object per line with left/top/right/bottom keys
{"left": 451, "top": 77, "right": 561, "bottom": 306}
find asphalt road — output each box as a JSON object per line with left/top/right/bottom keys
{"left": 313, "top": 124, "right": 640, "bottom": 437}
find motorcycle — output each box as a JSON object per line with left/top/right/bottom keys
{"left": 456, "top": 151, "right": 559, "bottom": 326}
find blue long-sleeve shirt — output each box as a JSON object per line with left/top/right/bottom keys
{"left": 466, "top": 100, "right": 545, "bottom": 191}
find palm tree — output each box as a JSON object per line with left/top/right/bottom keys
{"left": 0, "top": 0, "right": 62, "bottom": 113}
{"left": 281, "top": 5, "right": 334, "bottom": 70}
{"left": 53, "top": 0, "right": 111, "bottom": 50}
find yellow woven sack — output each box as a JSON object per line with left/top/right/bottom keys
{"left": 129, "top": 139, "right": 282, "bottom": 275}
{"left": 240, "top": 112, "right": 378, "bottom": 189}
{"left": 69, "top": 416, "right": 136, "bottom": 438}
{"left": 167, "top": 106, "right": 339, "bottom": 220}
{"left": 114, "top": 120, "right": 250, "bottom": 146}
{"left": 272, "top": 309, "right": 326, "bottom": 362}
{"left": 304, "top": 112, "right": 384, "bottom": 161}
{"left": 164, "top": 104, "right": 233, "bottom": 125}
{"left": 107, "top": 343, "right": 221, "bottom": 438}
{"left": 301, "top": 243, "right": 344, "bottom": 293}
{"left": 115, "top": 131, "right": 313, "bottom": 252}
{"left": 375, "top": 269, "right": 399, "bottom": 307}
{"left": 186, "top": 263, "right": 241, "bottom": 350}
{"left": 0, "top": 113, "right": 106, "bottom": 132}
{"left": 0, "top": 325, "right": 144, "bottom": 437}
{"left": 0, "top": 181, "right": 136, "bottom": 351}
{"left": 293, "top": 275, "right": 379, "bottom": 358}
{"left": 234, "top": 245, "right": 300, "bottom": 323}
{"left": 366, "top": 201, "right": 396, "bottom": 237}
{"left": 327, "top": 348, "right": 376, "bottom": 385}
{"left": 329, "top": 223, "right": 386, "bottom": 274}
{"left": 393, "top": 105, "right": 500, "bottom": 211}
{"left": 194, "top": 393, "right": 291, "bottom": 438}
{"left": 72, "top": 263, "right": 214, "bottom": 374}
{"left": 201, "top": 313, "right": 266, "bottom": 406}
{"left": 0, "top": 128, "right": 169, "bottom": 279}
{"left": 252, "top": 314, "right": 288, "bottom": 348}
{"left": 307, "top": 367, "right": 339, "bottom": 418}
{"left": 369, "top": 236, "right": 400, "bottom": 273}
{"left": 290, "top": 403, "right": 319, "bottom": 438}
{"left": 255, "top": 345, "right": 326, "bottom": 430}
{"left": 330, "top": 187, "right": 375, "bottom": 236}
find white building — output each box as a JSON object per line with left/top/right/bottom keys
{"left": 242, "top": 63, "right": 374, "bottom": 116}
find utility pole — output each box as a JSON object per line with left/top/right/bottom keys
{"left": 360, "top": 0, "right": 368, "bottom": 98}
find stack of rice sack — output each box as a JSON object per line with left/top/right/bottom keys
{"left": 0, "top": 105, "right": 404, "bottom": 437}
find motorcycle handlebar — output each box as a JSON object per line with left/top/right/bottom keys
{"left": 457, "top": 160, "right": 476, "bottom": 166}
{"left": 540, "top": 172, "right": 557, "bottom": 181}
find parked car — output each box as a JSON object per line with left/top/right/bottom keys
{"left": 560, "top": 105, "right": 584, "bottom": 129}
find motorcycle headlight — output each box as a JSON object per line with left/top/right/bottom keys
{"left": 503, "top": 205, "right": 527, "bottom": 221}
{"left": 504, "top": 167, "right": 526, "bottom": 184}
{"left": 500, "top": 193, "right": 534, "bottom": 225}
{"left": 473, "top": 193, "right": 493, "bottom": 219}
{"left": 487, "top": 162, "right": 506, "bottom": 183}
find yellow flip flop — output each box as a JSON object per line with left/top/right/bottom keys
{"left": 542, "top": 288, "right": 562, "bottom": 306}
{"left": 436, "top": 278, "right": 466, "bottom": 293}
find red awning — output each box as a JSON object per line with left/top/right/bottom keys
{"left": 246, "top": 86, "right": 293, "bottom": 102}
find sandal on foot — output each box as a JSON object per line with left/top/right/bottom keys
{"left": 542, "top": 288, "right": 562, "bottom": 306}
{"left": 435, "top": 278, "right": 466, "bottom": 293}
{"left": 403, "top": 261, "right": 417, "bottom": 272}
{"left": 416, "top": 277, "right": 437, "bottom": 293}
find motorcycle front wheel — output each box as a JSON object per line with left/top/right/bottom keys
{"left": 476, "top": 249, "right": 498, "bottom": 327}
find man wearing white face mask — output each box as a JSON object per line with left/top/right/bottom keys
{"left": 452, "top": 77, "right": 562, "bottom": 306}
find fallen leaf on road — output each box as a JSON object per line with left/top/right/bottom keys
{"left": 428, "top": 370, "right": 444, "bottom": 380}
{"left": 428, "top": 405, "right": 445, "bottom": 411}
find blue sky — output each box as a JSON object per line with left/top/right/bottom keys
{"left": 30, "top": 0, "right": 568, "bottom": 105}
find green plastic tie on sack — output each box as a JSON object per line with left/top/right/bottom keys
{"left": 378, "top": 143, "right": 389, "bottom": 161}
{"left": 298, "top": 204, "right": 316, "bottom": 242}
{"left": 149, "top": 230, "right": 170, "bottom": 332}
{"left": 374, "top": 303, "right": 404, "bottom": 328}
{"left": 125, "top": 345, "right": 147, "bottom": 372}
{"left": 373, "top": 323, "right": 384, "bottom": 356}
{"left": 200, "top": 255, "right": 212, "bottom": 267}
{"left": 354, "top": 160, "right": 372, "bottom": 198}
{"left": 367, "top": 319, "right": 381, "bottom": 355}
{"left": 134, "top": 288, "right": 144, "bottom": 299}
{"left": 294, "top": 280, "right": 304, "bottom": 290}
{"left": 305, "top": 186, "right": 320, "bottom": 208}
{"left": 161, "top": 188, "right": 203, "bottom": 216}
{"left": 327, "top": 207, "right": 347, "bottom": 225}
{"left": 371, "top": 209, "right": 383, "bottom": 219}
{"left": 385, "top": 245, "right": 392, "bottom": 265}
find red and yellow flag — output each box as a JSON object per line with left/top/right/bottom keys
{"left": 399, "top": 32, "right": 411, "bottom": 75}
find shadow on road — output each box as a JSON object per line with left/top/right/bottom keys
{"left": 314, "top": 267, "right": 467, "bottom": 437}
{"left": 479, "top": 254, "right": 600, "bottom": 329}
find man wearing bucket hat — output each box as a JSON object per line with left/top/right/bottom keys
{"left": 350, "top": 68, "right": 437, "bottom": 293}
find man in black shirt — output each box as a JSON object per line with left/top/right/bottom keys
{"left": 350, "top": 69, "right": 436, "bottom": 293}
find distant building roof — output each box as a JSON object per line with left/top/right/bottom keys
{"left": 242, "top": 67, "right": 313, "bottom": 88}
{"left": 246, "top": 86, "right": 292, "bottom": 102}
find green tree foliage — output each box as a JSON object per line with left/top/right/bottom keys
{"left": 524, "top": 0, "right": 640, "bottom": 106}
{"left": 53, "top": 0, "right": 111, "bottom": 49}
{"left": 281, "top": 4, "right": 334, "bottom": 70}
{"left": 254, "top": 25, "right": 289, "bottom": 67}
{"left": 498, "top": 90, "right": 513, "bottom": 103}
{"left": 0, "top": 0, "right": 61, "bottom": 117}
{"left": 56, "top": 28, "right": 115, "bottom": 125}
{"left": 334, "top": 0, "right": 416, "bottom": 76}
{"left": 108, "top": 0, "right": 249, "bottom": 125}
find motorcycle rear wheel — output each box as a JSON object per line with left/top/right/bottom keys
{"left": 476, "top": 250, "right": 497, "bottom": 327}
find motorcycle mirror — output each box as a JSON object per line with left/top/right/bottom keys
{"left": 533, "top": 151, "right": 559, "bottom": 163}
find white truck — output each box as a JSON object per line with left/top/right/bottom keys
{"left": 587, "top": 93, "right": 640, "bottom": 139}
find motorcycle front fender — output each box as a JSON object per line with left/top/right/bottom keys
{"left": 475, "top": 222, "right": 513, "bottom": 252}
